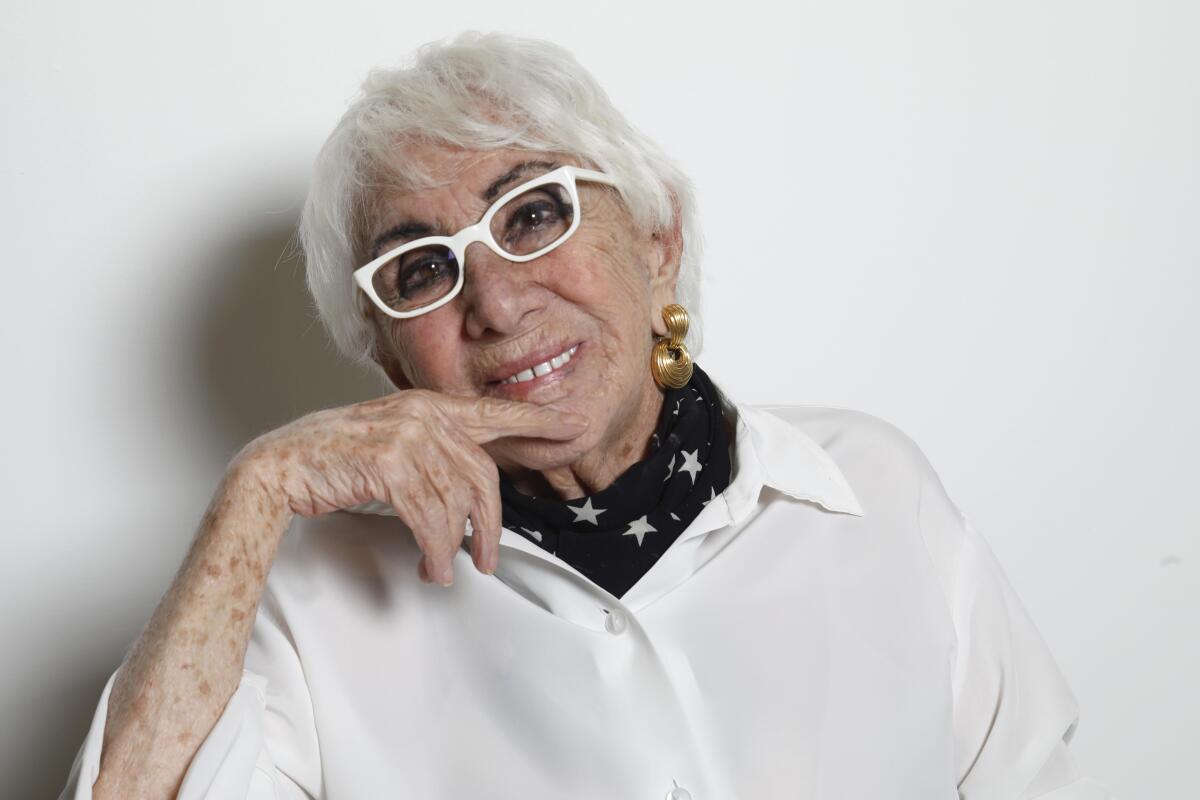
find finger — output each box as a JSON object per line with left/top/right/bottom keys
{"left": 439, "top": 395, "right": 590, "bottom": 445}
{"left": 420, "top": 454, "right": 475, "bottom": 587}
{"left": 444, "top": 427, "right": 502, "bottom": 576}
{"left": 445, "top": 505, "right": 470, "bottom": 583}
{"left": 390, "top": 498, "right": 448, "bottom": 586}
{"left": 468, "top": 463, "right": 502, "bottom": 575}
{"left": 479, "top": 490, "right": 503, "bottom": 575}
{"left": 378, "top": 480, "right": 438, "bottom": 584}
{"left": 468, "top": 515, "right": 484, "bottom": 570}
{"left": 415, "top": 505, "right": 457, "bottom": 587}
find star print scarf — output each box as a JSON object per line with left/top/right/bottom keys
{"left": 497, "top": 362, "right": 732, "bottom": 598}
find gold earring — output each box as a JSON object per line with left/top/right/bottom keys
{"left": 651, "top": 303, "right": 693, "bottom": 389}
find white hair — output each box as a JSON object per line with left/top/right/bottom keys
{"left": 298, "top": 31, "right": 704, "bottom": 382}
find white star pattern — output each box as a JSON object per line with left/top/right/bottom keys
{"left": 623, "top": 515, "right": 657, "bottom": 546}
{"left": 519, "top": 527, "right": 543, "bottom": 542}
{"left": 669, "top": 512, "right": 680, "bottom": 521}
{"left": 679, "top": 449, "right": 703, "bottom": 484}
{"left": 568, "top": 498, "right": 606, "bottom": 525}
{"left": 673, "top": 398, "right": 682, "bottom": 415}
{"left": 702, "top": 486, "right": 717, "bottom": 506}
{"left": 663, "top": 453, "right": 675, "bottom": 482}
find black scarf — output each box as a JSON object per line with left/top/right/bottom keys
{"left": 498, "top": 363, "right": 732, "bottom": 598}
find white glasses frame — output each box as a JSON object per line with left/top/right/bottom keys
{"left": 353, "top": 164, "right": 618, "bottom": 319}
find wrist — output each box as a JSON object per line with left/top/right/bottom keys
{"left": 217, "top": 452, "right": 295, "bottom": 550}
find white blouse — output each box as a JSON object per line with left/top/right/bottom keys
{"left": 60, "top": 387, "right": 1114, "bottom": 799}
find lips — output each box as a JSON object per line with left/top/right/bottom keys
{"left": 498, "top": 343, "right": 579, "bottom": 384}
{"left": 481, "top": 340, "right": 585, "bottom": 399}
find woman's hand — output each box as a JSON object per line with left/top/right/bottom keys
{"left": 237, "top": 389, "right": 589, "bottom": 586}
{"left": 91, "top": 391, "right": 580, "bottom": 799}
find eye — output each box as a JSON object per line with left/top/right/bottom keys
{"left": 371, "top": 244, "right": 460, "bottom": 312}
{"left": 492, "top": 186, "right": 574, "bottom": 256}
{"left": 399, "top": 254, "right": 455, "bottom": 297}
{"left": 505, "top": 199, "right": 561, "bottom": 236}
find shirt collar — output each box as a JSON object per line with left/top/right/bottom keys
{"left": 712, "top": 380, "right": 866, "bottom": 520}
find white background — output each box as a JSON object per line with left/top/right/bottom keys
{"left": 2, "top": 1, "right": 1195, "bottom": 797}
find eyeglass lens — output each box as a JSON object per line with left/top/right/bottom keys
{"left": 371, "top": 181, "right": 576, "bottom": 314}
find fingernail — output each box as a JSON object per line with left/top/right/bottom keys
{"left": 438, "top": 564, "right": 454, "bottom": 587}
{"left": 563, "top": 413, "right": 589, "bottom": 427}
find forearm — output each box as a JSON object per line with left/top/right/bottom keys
{"left": 93, "top": 459, "right": 293, "bottom": 800}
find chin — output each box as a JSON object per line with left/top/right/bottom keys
{"left": 497, "top": 431, "right": 596, "bottom": 472}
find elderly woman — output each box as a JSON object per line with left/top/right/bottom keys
{"left": 61, "top": 32, "right": 1108, "bottom": 800}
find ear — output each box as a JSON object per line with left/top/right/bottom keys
{"left": 648, "top": 191, "right": 684, "bottom": 337}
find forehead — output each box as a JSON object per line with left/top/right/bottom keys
{"left": 374, "top": 143, "right": 553, "bottom": 213}
{"left": 393, "top": 140, "right": 502, "bottom": 187}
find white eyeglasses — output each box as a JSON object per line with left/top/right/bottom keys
{"left": 354, "top": 164, "right": 618, "bottom": 319}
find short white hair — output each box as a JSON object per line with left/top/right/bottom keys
{"left": 298, "top": 31, "right": 704, "bottom": 381}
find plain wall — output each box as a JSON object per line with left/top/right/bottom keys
{"left": 2, "top": 1, "right": 1195, "bottom": 797}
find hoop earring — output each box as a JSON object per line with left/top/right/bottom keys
{"left": 651, "top": 303, "right": 693, "bottom": 389}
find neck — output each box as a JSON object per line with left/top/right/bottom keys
{"left": 506, "top": 377, "right": 666, "bottom": 500}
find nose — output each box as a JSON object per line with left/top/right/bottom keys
{"left": 459, "top": 241, "right": 540, "bottom": 339}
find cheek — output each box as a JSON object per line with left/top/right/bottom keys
{"left": 549, "top": 234, "right": 653, "bottom": 321}
{"left": 542, "top": 246, "right": 657, "bottom": 397}
{"left": 389, "top": 317, "right": 462, "bottom": 387}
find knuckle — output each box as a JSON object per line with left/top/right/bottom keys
{"left": 390, "top": 389, "right": 435, "bottom": 423}
{"left": 374, "top": 447, "right": 407, "bottom": 477}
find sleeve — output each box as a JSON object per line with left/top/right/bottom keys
{"left": 57, "top": 583, "right": 322, "bottom": 800}
{"left": 917, "top": 467, "right": 1117, "bottom": 800}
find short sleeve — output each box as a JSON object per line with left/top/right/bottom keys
{"left": 57, "top": 583, "right": 321, "bottom": 800}
{"left": 917, "top": 464, "right": 1116, "bottom": 799}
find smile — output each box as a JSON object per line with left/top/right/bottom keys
{"left": 499, "top": 344, "right": 579, "bottom": 385}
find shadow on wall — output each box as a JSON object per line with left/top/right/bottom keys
{"left": 184, "top": 217, "right": 388, "bottom": 459}
{"left": 32, "top": 214, "right": 388, "bottom": 800}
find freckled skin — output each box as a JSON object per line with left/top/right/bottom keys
{"left": 367, "top": 143, "right": 684, "bottom": 499}
{"left": 94, "top": 465, "right": 292, "bottom": 800}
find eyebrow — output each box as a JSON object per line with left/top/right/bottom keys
{"left": 368, "top": 159, "right": 562, "bottom": 260}
{"left": 367, "top": 221, "right": 434, "bottom": 259}
{"left": 482, "top": 159, "right": 560, "bottom": 201}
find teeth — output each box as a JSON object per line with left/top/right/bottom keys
{"left": 500, "top": 344, "right": 578, "bottom": 385}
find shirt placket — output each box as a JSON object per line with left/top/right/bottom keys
{"left": 481, "top": 526, "right": 737, "bottom": 799}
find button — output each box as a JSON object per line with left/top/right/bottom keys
{"left": 665, "top": 782, "right": 692, "bottom": 800}
{"left": 603, "top": 608, "right": 627, "bottom": 635}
